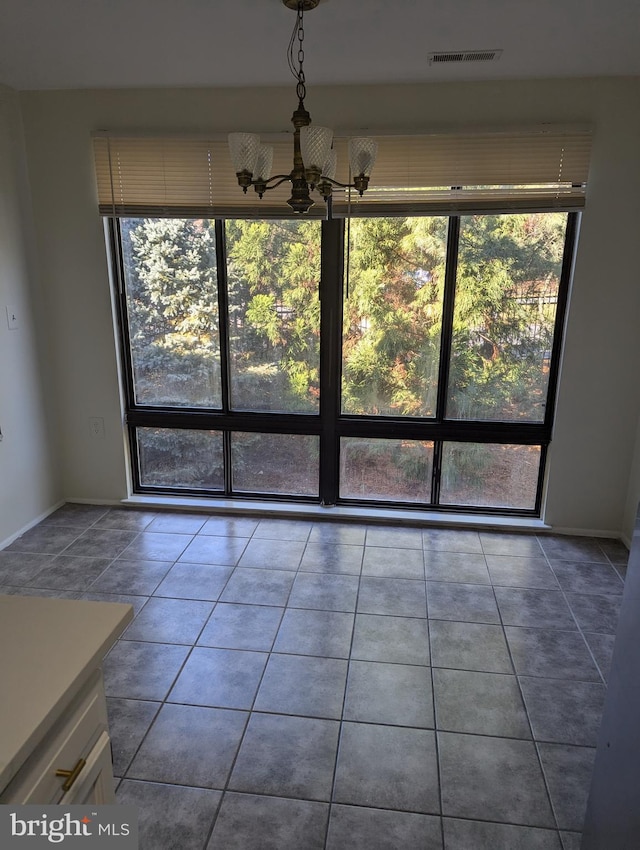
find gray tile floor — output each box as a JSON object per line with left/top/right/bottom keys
{"left": 1, "top": 503, "right": 629, "bottom": 850}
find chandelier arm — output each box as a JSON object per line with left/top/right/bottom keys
{"left": 320, "top": 175, "right": 370, "bottom": 195}
{"left": 256, "top": 175, "right": 294, "bottom": 190}
{"left": 318, "top": 176, "right": 355, "bottom": 189}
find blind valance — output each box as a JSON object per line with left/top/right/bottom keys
{"left": 92, "top": 125, "right": 592, "bottom": 218}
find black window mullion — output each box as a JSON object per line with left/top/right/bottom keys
{"left": 431, "top": 440, "right": 443, "bottom": 505}
{"left": 126, "top": 408, "right": 323, "bottom": 434}
{"left": 318, "top": 218, "right": 344, "bottom": 506}
{"left": 542, "top": 211, "right": 579, "bottom": 431}
{"left": 533, "top": 443, "right": 549, "bottom": 516}
{"left": 109, "top": 217, "right": 147, "bottom": 492}
{"left": 109, "top": 218, "right": 137, "bottom": 413}
{"left": 334, "top": 416, "right": 547, "bottom": 444}
{"left": 435, "top": 216, "right": 461, "bottom": 422}
{"left": 430, "top": 216, "right": 461, "bottom": 507}
{"left": 215, "top": 219, "right": 232, "bottom": 415}
{"left": 128, "top": 424, "right": 143, "bottom": 493}
{"left": 223, "top": 430, "right": 233, "bottom": 496}
{"left": 215, "top": 219, "right": 234, "bottom": 494}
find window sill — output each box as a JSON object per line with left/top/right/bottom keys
{"left": 121, "top": 495, "right": 550, "bottom": 532}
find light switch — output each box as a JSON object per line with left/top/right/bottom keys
{"left": 6, "top": 306, "right": 19, "bottom": 330}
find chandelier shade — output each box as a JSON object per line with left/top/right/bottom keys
{"left": 300, "top": 125, "right": 334, "bottom": 175}
{"left": 349, "top": 138, "right": 379, "bottom": 178}
{"left": 322, "top": 148, "right": 338, "bottom": 181}
{"left": 254, "top": 145, "right": 274, "bottom": 182}
{"left": 228, "top": 133, "right": 261, "bottom": 176}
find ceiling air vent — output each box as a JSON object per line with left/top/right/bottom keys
{"left": 429, "top": 49, "right": 502, "bottom": 65}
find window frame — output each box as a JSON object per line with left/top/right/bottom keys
{"left": 108, "top": 210, "right": 578, "bottom": 516}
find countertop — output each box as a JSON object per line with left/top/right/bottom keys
{"left": 0, "top": 594, "right": 133, "bottom": 792}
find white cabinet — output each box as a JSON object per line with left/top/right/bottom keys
{"left": 61, "top": 732, "right": 114, "bottom": 805}
{"left": 0, "top": 595, "right": 133, "bottom": 804}
{"left": 0, "top": 670, "right": 115, "bottom": 805}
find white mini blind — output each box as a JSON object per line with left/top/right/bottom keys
{"left": 93, "top": 125, "right": 592, "bottom": 218}
{"left": 93, "top": 134, "right": 302, "bottom": 218}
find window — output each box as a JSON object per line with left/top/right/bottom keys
{"left": 447, "top": 214, "right": 566, "bottom": 423}
{"left": 98, "top": 128, "right": 587, "bottom": 514}
{"left": 341, "top": 217, "right": 448, "bottom": 418}
{"left": 112, "top": 211, "right": 576, "bottom": 514}
{"left": 121, "top": 219, "right": 222, "bottom": 409}
{"left": 225, "top": 219, "right": 321, "bottom": 413}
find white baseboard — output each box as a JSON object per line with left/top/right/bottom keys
{"left": 0, "top": 499, "right": 66, "bottom": 550}
{"left": 3, "top": 495, "right": 626, "bottom": 546}
{"left": 542, "top": 525, "right": 623, "bottom": 540}
{"left": 61, "top": 497, "right": 123, "bottom": 506}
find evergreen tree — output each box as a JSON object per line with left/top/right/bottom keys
{"left": 123, "top": 218, "right": 220, "bottom": 407}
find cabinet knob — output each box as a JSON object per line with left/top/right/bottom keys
{"left": 55, "top": 758, "right": 86, "bottom": 792}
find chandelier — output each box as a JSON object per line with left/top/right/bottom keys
{"left": 228, "top": 0, "right": 378, "bottom": 215}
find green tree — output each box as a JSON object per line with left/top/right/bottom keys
{"left": 225, "top": 218, "right": 321, "bottom": 412}
{"left": 123, "top": 218, "right": 220, "bottom": 407}
{"left": 448, "top": 213, "right": 566, "bottom": 420}
{"left": 342, "top": 216, "right": 448, "bottom": 416}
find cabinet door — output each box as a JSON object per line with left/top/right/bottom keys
{"left": 61, "top": 732, "right": 115, "bottom": 805}
{"left": 0, "top": 671, "right": 108, "bottom": 804}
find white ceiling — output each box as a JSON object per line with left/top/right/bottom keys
{"left": 0, "top": 0, "right": 638, "bottom": 91}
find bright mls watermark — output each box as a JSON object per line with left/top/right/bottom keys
{"left": 0, "top": 806, "right": 138, "bottom": 848}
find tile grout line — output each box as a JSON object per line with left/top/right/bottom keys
{"left": 111, "top": 512, "right": 257, "bottom": 790}
{"left": 116, "top": 536, "right": 259, "bottom": 850}
{"left": 540, "top": 545, "right": 618, "bottom": 688}
{"left": 117, "top": 540, "right": 246, "bottom": 792}
{"left": 491, "top": 563, "right": 563, "bottom": 841}
{"left": 323, "top": 535, "right": 365, "bottom": 850}
{"left": 199, "top": 522, "right": 312, "bottom": 850}
{"left": 424, "top": 546, "right": 447, "bottom": 850}
{"left": 8, "top": 512, "right": 128, "bottom": 589}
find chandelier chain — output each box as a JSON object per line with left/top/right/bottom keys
{"left": 288, "top": 2, "right": 307, "bottom": 102}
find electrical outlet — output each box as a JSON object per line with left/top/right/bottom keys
{"left": 6, "top": 306, "right": 18, "bottom": 330}
{"left": 89, "top": 417, "right": 105, "bottom": 439}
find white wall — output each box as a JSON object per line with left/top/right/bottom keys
{"left": 16, "top": 77, "right": 640, "bottom": 537}
{"left": 0, "top": 85, "right": 59, "bottom": 545}
{"left": 543, "top": 81, "right": 640, "bottom": 536}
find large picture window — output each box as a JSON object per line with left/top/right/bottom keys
{"left": 112, "top": 210, "right": 576, "bottom": 515}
